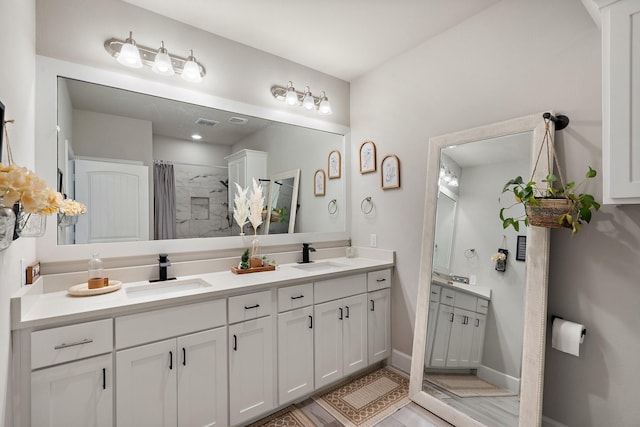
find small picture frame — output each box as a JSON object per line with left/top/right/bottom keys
{"left": 359, "top": 140, "right": 376, "bottom": 174}
{"left": 516, "top": 235, "right": 527, "bottom": 261}
{"left": 314, "top": 169, "right": 326, "bottom": 196}
{"left": 328, "top": 150, "right": 341, "bottom": 179}
{"left": 381, "top": 154, "right": 400, "bottom": 189}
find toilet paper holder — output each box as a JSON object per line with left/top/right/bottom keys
{"left": 551, "top": 315, "right": 586, "bottom": 338}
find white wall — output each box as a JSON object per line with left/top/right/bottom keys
{"left": 350, "top": 0, "right": 639, "bottom": 424}
{"left": 0, "top": 0, "right": 36, "bottom": 424}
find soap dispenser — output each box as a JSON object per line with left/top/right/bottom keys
{"left": 88, "top": 253, "right": 105, "bottom": 289}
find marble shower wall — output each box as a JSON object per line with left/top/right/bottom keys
{"left": 174, "top": 164, "right": 231, "bottom": 238}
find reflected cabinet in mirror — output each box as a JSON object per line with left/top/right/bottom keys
{"left": 409, "top": 113, "right": 555, "bottom": 427}
{"left": 56, "top": 77, "right": 345, "bottom": 245}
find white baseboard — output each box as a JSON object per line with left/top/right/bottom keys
{"left": 542, "top": 415, "right": 568, "bottom": 427}
{"left": 391, "top": 349, "right": 412, "bottom": 374}
{"left": 476, "top": 365, "right": 520, "bottom": 393}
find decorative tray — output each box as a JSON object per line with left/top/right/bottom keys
{"left": 67, "top": 280, "right": 122, "bottom": 297}
{"left": 231, "top": 265, "right": 276, "bottom": 274}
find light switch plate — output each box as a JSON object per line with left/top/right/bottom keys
{"left": 370, "top": 234, "right": 377, "bottom": 247}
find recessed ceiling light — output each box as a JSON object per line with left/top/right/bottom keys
{"left": 191, "top": 134, "right": 202, "bottom": 140}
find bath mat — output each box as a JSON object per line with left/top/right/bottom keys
{"left": 425, "top": 373, "right": 518, "bottom": 398}
{"left": 312, "top": 366, "right": 410, "bottom": 427}
{"left": 247, "top": 405, "right": 316, "bottom": 427}
{"left": 422, "top": 381, "right": 450, "bottom": 400}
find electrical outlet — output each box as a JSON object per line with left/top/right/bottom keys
{"left": 370, "top": 233, "right": 377, "bottom": 248}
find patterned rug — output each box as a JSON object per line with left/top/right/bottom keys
{"left": 425, "top": 373, "right": 518, "bottom": 398}
{"left": 313, "top": 367, "right": 410, "bottom": 427}
{"left": 246, "top": 405, "right": 316, "bottom": 427}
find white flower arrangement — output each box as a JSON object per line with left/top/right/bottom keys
{"left": 491, "top": 252, "right": 507, "bottom": 262}
{"left": 0, "top": 164, "right": 62, "bottom": 214}
{"left": 232, "top": 183, "right": 249, "bottom": 234}
{"left": 58, "top": 198, "right": 87, "bottom": 215}
{"left": 247, "top": 178, "right": 264, "bottom": 234}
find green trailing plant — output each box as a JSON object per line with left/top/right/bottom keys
{"left": 240, "top": 249, "right": 250, "bottom": 270}
{"left": 500, "top": 166, "right": 600, "bottom": 235}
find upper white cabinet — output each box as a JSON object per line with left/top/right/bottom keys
{"left": 225, "top": 149, "right": 268, "bottom": 209}
{"left": 601, "top": 0, "right": 640, "bottom": 203}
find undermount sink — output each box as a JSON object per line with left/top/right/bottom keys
{"left": 292, "top": 261, "right": 347, "bottom": 272}
{"left": 126, "top": 278, "right": 212, "bottom": 298}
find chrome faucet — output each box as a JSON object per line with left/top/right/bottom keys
{"left": 157, "top": 253, "right": 172, "bottom": 281}
{"left": 301, "top": 243, "right": 316, "bottom": 263}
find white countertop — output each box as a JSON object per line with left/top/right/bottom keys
{"left": 11, "top": 255, "right": 394, "bottom": 330}
{"left": 431, "top": 277, "right": 492, "bottom": 300}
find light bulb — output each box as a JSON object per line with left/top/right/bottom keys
{"left": 117, "top": 31, "right": 142, "bottom": 68}
{"left": 302, "top": 87, "right": 315, "bottom": 110}
{"left": 450, "top": 177, "right": 459, "bottom": 187}
{"left": 285, "top": 82, "right": 298, "bottom": 105}
{"left": 181, "top": 50, "right": 202, "bottom": 83}
{"left": 318, "top": 92, "right": 332, "bottom": 115}
{"left": 152, "top": 41, "right": 175, "bottom": 76}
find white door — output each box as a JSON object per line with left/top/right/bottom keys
{"left": 177, "top": 327, "right": 228, "bottom": 427}
{"left": 430, "top": 304, "right": 454, "bottom": 368}
{"left": 75, "top": 159, "right": 149, "bottom": 243}
{"left": 229, "top": 316, "right": 274, "bottom": 426}
{"left": 314, "top": 299, "right": 344, "bottom": 389}
{"left": 343, "top": 293, "right": 368, "bottom": 376}
{"left": 367, "top": 289, "right": 391, "bottom": 364}
{"left": 470, "top": 313, "right": 487, "bottom": 367}
{"left": 116, "top": 339, "right": 177, "bottom": 427}
{"left": 31, "top": 354, "right": 112, "bottom": 427}
{"left": 277, "top": 306, "right": 314, "bottom": 405}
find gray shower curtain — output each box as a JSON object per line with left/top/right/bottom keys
{"left": 154, "top": 162, "right": 177, "bottom": 240}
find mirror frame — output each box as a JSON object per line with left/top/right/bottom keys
{"left": 265, "top": 169, "right": 300, "bottom": 234}
{"left": 35, "top": 56, "right": 350, "bottom": 263}
{"left": 409, "top": 113, "right": 554, "bottom": 427}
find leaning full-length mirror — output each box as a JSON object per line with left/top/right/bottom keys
{"left": 409, "top": 113, "right": 553, "bottom": 427}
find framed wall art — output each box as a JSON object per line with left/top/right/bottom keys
{"left": 381, "top": 154, "right": 400, "bottom": 189}
{"left": 314, "top": 169, "right": 326, "bottom": 196}
{"left": 328, "top": 150, "right": 341, "bottom": 179}
{"left": 359, "top": 140, "right": 376, "bottom": 174}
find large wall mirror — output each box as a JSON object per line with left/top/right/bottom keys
{"left": 409, "top": 113, "right": 553, "bottom": 427}
{"left": 36, "top": 57, "right": 349, "bottom": 263}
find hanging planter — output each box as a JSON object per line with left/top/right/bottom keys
{"left": 0, "top": 199, "right": 15, "bottom": 252}
{"left": 499, "top": 113, "right": 600, "bottom": 235}
{"left": 15, "top": 205, "right": 47, "bottom": 238}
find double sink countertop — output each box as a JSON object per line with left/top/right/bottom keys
{"left": 11, "top": 249, "right": 394, "bottom": 331}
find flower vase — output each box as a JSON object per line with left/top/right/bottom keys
{"left": 16, "top": 206, "right": 46, "bottom": 238}
{"left": 250, "top": 235, "right": 263, "bottom": 268}
{"left": 58, "top": 213, "right": 79, "bottom": 227}
{"left": 0, "top": 202, "right": 16, "bottom": 251}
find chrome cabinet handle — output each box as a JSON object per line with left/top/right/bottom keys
{"left": 54, "top": 338, "right": 93, "bottom": 350}
{"left": 291, "top": 295, "right": 304, "bottom": 300}
{"left": 244, "top": 304, "right": 260, "bottom": 310}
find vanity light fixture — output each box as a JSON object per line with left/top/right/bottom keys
{"left": 105, "top": 31, "right": 205, "bottom": 82}
{"left": 271, "top": 81, "right": 333, "bottom": 115}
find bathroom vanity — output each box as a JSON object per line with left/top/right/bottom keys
{"left": 11, "top": 252, "right": 393, "bottom": 427}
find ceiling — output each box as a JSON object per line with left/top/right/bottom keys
{"left": 122, "top": 0, "right": 500, "bottom": 81}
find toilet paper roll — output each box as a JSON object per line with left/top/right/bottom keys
{"left": 551, "top": 318, "right": 585, "bottom": 357}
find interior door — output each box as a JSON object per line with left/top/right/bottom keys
{"left": 75, "top": 159, "right": 149, "bottom": 243}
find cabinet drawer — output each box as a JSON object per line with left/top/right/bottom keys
{"left": 455, "top": 292, "right": 477, "bottom": 312}
{"left": 314, "top": 274, "right": 366, "bottom": 304}
{"left": 116, "top": 299, "right": 226, "bottom": 349}
{"left": 440, "top": 288, "right": 456, "bottom": 306}
{"left": 228, "top": 290, "right": 272, "bottom": 324}
{"left": 277, "top": 283, "right": 313, "bottom": 312}
{"left": 31, "top": 319, "right": 113, "bottom": 370}
{"left": 367, "top": 269, "right": 391, "bottom": 291}
{"left": 476, "top": 298, "right": 489, "bottom": 314}
{"left": 430, "top": 285, "right": 441, "bottom": 303}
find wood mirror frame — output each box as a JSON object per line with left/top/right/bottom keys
{"left": 408, "top": 113, "right": 554, "bottom": 427}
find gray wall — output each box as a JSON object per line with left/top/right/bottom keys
{"left": 350, "top": 0, "right": 640, "bottom": 425}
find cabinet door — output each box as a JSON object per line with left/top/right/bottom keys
{"left": 117, "top": 339, "right": 177, "bottom": 427}
{"left": 425, "top": 300, "right": 439, "bottom": 368}
{"left": 177, "top": 327, "right": 228, "bottom": 427}
{"left": 446, "top": 309, "right": 466, "bottom": 368}
{"left": 277, "top": 307, "right": 314, "bottom": 405}
{"left": 430, "top": 304, "right": 454, "bottom": 368}
{"left": 470, "top": 313, "right": 487, "bottom": 368}
{"left": 229, "top": 316, "right": 275, "bottom": 426}
{"left": 314, "top": 299, "right": 344, "bottom": 388}
{"left": 31, "top": 354, "right": 112, "bottom": 427}
{"left": 343, "top": 293, "right": 368, "bottom": 376}
{"left": 367, "top": 289, "right": 391, "bottom": 364}
{"left": 455, "top": 309, "right": 476, "bottom": 368}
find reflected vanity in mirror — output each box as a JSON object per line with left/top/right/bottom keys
{"left": 409, "top": 113, "right": 555, "bottom": 427}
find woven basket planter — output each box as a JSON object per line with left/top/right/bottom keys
{"left": 525, "top": 198, "right": 575, "bottom": 229}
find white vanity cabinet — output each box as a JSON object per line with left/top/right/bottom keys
{"left": 314, "top": 274, "right": 368, "bottom": 389}
{"left": 277, "top": 283, "right": 314, "bottom": 405}
{"left": 115, "top": 300, "right": 228, "bottom": 427}
{"left": 228, "top": 290, "right": 275, "bottom": 426}
{"left": 426, "top": 285, "right": 489, "bottom": 369}
{"left": 601, "top": 0, "right": 640, "bottom": 204}
{"left": 30, "top": 319, "right": 113, "bottom": 427}
{"left": 367, "top": 269, "right": 392, "bottom": 364}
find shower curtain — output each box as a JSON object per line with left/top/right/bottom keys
{"left": 154, "top": 162, "right": 177, "bottom": 240}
